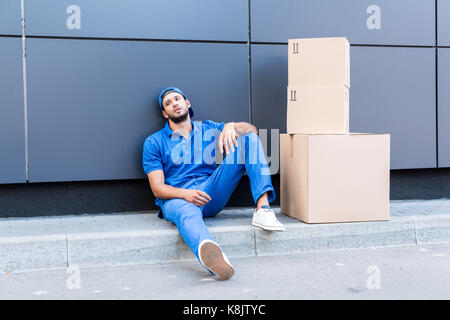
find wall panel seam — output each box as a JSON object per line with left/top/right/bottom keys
{"left": 21, "top": 0, "right": 29, "bottom": 182}
{"left": 248, "top": 0, "right": 252, "bottom": 124}
{"left": 435, "top": 0, "right": 439, "bottom": 168}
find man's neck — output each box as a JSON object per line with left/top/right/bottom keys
{"left": 168, "top": 117, "right": 192, "bottom": 139}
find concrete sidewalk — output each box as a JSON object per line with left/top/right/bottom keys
{"left": 1, "top": 199, "right": 450, "bottom": 273}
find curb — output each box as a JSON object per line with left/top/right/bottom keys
{"left": 1, "top": 209, "right": 450, "bottom": 273}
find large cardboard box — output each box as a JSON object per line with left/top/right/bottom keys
{"left": 288, "top": 37, "right": 350, "bottom": 88}
{"left": 280, "top": 133, "right": 390, "bottom": 223}
{"left": 287, "top": 85, "right": 349, "bottom": 134}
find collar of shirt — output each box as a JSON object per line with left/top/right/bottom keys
{"left": 162, "top": 120, "right": 199, "bottom": 140}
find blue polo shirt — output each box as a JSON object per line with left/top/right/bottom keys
{"left": 143, "top": 120, "right": 225, "bottom": 217}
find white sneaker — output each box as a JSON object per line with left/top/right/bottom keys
{"left": 252, "top": 207, "right": 286, "bottom": 231}
{"left": 198, "top": 239, "right": 235, "bottom": 280}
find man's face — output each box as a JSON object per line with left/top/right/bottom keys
{"left": 161, "top": 92, "right": 190, "bottom": 123}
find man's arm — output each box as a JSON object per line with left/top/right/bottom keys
{"left": 218, "top": 121, "right": 258, "bottom": 154}
{"left": 147, "top": 170, "right": 211, "bottom": 207}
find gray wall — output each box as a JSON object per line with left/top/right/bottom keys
{"left": 0, "top": 0, "right": 447, "bottom": 184}
{"left": 26, "top": 39, "right": 249, "bottom": 182}
{"left": 438, "top": 0, "right": 450, "bottom": 46}
{"left": 251, "top": 0, "right": 435, "bottom": 45}
{"left": 439, "top": 48, "right": 450, "bottom": 167}
{"left": 24, "top": 0, "right": 248, "bottom": 41}
{"left": 0, "top": 38, "right": 26, "bottom": 183}
{"left": 0, "top": 0, "right": 21, "bottom": 36}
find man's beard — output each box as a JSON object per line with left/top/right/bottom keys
{"left": 168, "top": 108, "right": 189, "bottom": 123}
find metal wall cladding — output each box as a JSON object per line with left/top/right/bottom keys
{"left": 0, "top": 0, "right": 22, "bottom": 35}
{"left": 438, "top": 49, "right": 450, "bottom": 167}
{"left": 0, "top": 0, "right": 444, "bottom": 185}
{"left": 25, "top": 38, "right": 250, "bottom": 182}
{"left": 251, "top": 44, "right": 287, "bottom": 134}
{"left": 251, "top": 44, "right": 436, "bottom": 170}
{"left": 250, "top": 0, "right": 435, "bottom": 46}
{"left": 24, "top": 0, "right": 248, "bottom": 41}
{"left": 438, "top": 0, "right": 450, "bottom": 46}
{"left": 0, "top": 38, "right": 26, "bottom": 183}
{"left": 350, "top": 46, "right": 436, "bottom": 170}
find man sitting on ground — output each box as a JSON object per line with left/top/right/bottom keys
{"left": 143, "top": 87, "right": 285, "bottom": 280}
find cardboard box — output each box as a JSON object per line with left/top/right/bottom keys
{"left": 287, "top": 85, "right": 349, "bottom": 134}
{"left": 288, "top": 37, "right": 350, "bottom": 88}
{"left": 280, "top": 133, "right": 390, "bottom": 223}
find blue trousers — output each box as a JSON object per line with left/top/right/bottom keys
{"left": 161, "top": 132, "right": 276, "bottom": 263}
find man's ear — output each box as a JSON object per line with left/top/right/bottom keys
{"left": 186, "top": 99, "right": 191, "bottom": 108}
{"left": 162, "top": 110, "right": 169, "bottom": 119}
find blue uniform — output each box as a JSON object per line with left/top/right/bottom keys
{"left": 142, "top": 119, "right": 275, "bottom": 262}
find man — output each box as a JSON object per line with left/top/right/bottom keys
{"left": 143, "top": 87, "right": 285, "bottom": 281}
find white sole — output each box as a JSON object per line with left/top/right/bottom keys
{"left": 199, "top": 241, "right": 234, "bottom": 280}
{"left": 252, "top": 221, "right": 286, "bottom": 231}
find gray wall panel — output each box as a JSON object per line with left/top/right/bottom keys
{"left": 0, "top": 38, "right": 26, "bottom": 183}
{"left": 26, "top": 38, "right": 249, "bottom": 182}
{"left": 251, "top": 44, "right": 287, "bottom": 133}
{"left": 438, "top": 49, "right": 450, "bottom": 167}
{"left": 350, "top": 46, "right": 436, "bottom": 169}
{"left": 251, "top": 44, "right": 436, "bottom": 170}
{"left": 25, "top": 0, "right": 248, "bottom": 41}
{"left": 438, "top": 0, "right": 450, "bottom": 46}
{"left": 251, "top": 0, "right": 435, "bottom": 46}
{"left": 0, "top": 0, "right": 22, "bottom": 35}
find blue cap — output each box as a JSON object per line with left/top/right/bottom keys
{"left": 158, "top": 87, "right": 194, "bottom": 118}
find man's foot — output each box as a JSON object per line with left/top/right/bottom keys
{"left": 252, "top": 207, "right": 286, "bottom": 231}
{"left": 198, "top": 240, "right": 235, "bottom": 280}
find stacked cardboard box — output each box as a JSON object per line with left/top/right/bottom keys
{"left": 280, "top": 37, "right": 390, "bottom": 223}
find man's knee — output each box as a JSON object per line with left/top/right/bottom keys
{"left": 163, "top": 199, "right": 201, "bottom": 223}
{"left": 240, "top": 131, "right": 265, "bottom": 164}
{"left": 222, "top": 132, "right": 262, "bottom": 165}
{"left": 240, "top": 131, "right": 260, "bottom": 149}
{"left": 239, "top": 131, "right": 258, "bottom": 141}
{"left": 244, "top": 131, "right": 258, "bottom": 138}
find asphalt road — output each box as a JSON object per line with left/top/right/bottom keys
{"left": 0, "top": 244, "right": 449, "bottom": 300}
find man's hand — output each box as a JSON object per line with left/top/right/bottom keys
{"left": 219, "top": 122, "right": 239, "bottom": 154}
{"left": 182, "top": 189, "right": 212, "bottom": 207}
{"left": 148, "top": 171, "right": 211, "bottom": 206}
{"left": 218, "top": 122, "right": 258, "bottom": 154}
